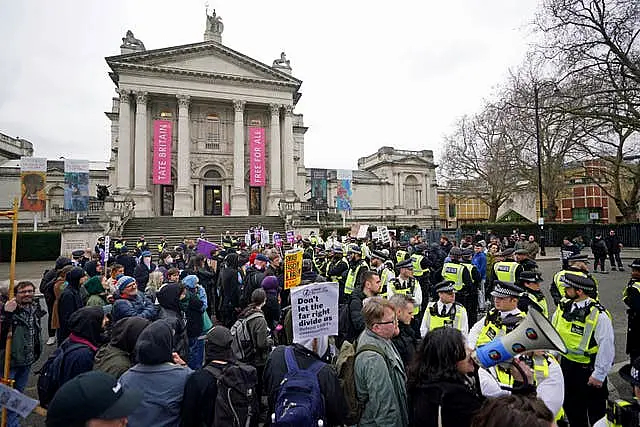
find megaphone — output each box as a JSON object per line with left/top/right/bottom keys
{"left": 474, "top": 309, "right": 567, "bottom": 368}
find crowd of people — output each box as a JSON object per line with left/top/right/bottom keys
{"left": 0, "top": 227, "right": 638, "bottom": 426}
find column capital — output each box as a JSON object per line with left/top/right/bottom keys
{"left": 233, "top": 99, "right": 246, "bottom": 113}
{"left": 177, "top": 94, "right": 191, "bottom": 108}
{"left": 283, "top": 104, "right": 294, "bottom": 116}
{"left": 269, "top": 103, "right": 281, "bottom": 116}
{"left": 118, "top": 89, "right": 131, "bottom": 104}
{"left": 136, "top": 91, "right": 148, "bottom": 105}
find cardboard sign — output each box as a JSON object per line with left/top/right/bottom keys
{"left": 0, "top": 382, "right": 39, "bottom": 419}
{"left": 291, "top": 282, "right": 339, "bottom": 341}
{"left": 103, "top": 236, "right": 111, "bottom": 262}
{"left": 286, "top": 230, "right": 295, "bottom": 244}
{"left": 244, "top": 233, "right": 252, "bottom": 246}
{"left": 357, "top": 224, "right": 369, "bottom": 239}
{"left": 284, "top": 249, "right": 304, "bottom": 289}
{"left": 261, "top": 229, "right": 270, "bottom": 244}
{"left": 273, "top": 232, "right": 282, "bottom": 247}
{"left": 378, "top": 226, "right": 391, "bottom": 245}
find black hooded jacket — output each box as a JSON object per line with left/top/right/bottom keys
{"left": 57, "top": 267, "right": 86, "bottom": 342}
{"left": 156, "top": 284, "right": 189, "bottom": 360}
{"left": 135, "top": 319, "right": 174, "bottom": 365}
{"left": 59, "top": 306, "right": 104, "bottom": 386}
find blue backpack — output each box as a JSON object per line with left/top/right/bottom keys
{"left": 272, "top": 346, "right": 325, "bottom": 427}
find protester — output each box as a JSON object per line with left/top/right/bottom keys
{"left": 591, "top": 234, "right": 608, "bottom": 273}
{"left": 57, "top": 267, "right": 87, "bottom": 344}
{"left": 182, "top": 274, "right": 208, "bottom": 369}
{"left": 40, "top": 256, "right": 73, "bottom": 346}
{"left": 241, "top": 253, "right": 268, "bottom": 307}
{"left": 49, "top": 265, "right": 74, "bottom": 345}
{"left": 58, "top": 306, "right": 106, "bottom": 386}
{"left": 133, "top": 250, "right": 156, "bottom": 292}
{"left": 345, "top": 271, "right": 382, "bottom": 343}
{"left": 156, "top": 283, "right": 190, "bottom": 361}
{"left": 261, "top": 275, "right": 281, "bottom": 330}
{"left": 0, "top": 281, "right": 46, "bottom": 427}
{"left": 144, "top": 270, "right": 164, "bottom": 303}
{"left": 220, "top": 253, "right": 242, "bottom": 327}
{"left": 111, "top": 275, "right": 157, "bottom": 322}
{"left": 355, "top": 297, "right": 409, "bottom": 427}
{"left": 120, "top": 319, "right": 193, "bottom": 427}
{"left": 93, "top": 317, "right": 151, "bottom": 379}
{"left": 470, "top": 395, "right": 554, "bottom": 427}
{"left": 605, "top": 229, "right": 624, "bottom": 271}
{"left": 389, "top": 294, "right": 418, "bottom": 367}
{"left": 84, "top": 275, "right": 109, "bottom": 308}
{"left": 105, "top": 263, "right": 124, "bottom": 295}
{"left": 407, "top": 327, "right": 483, "bottom": 427}
{"left": 115, "top": 246, "right": 137, "bottom": 277}
{"left": 265, "top": 335, "right": 347, "bottom": 427}
{"left": 46, "top": 371, "right": 143, "bottom": 427}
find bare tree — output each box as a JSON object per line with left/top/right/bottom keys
{"left": 439, "top": 103, "right": 523, "bottom": 221}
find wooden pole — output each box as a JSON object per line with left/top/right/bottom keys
{"left": 1, "top": 198, "right": 19, "bottom": 427}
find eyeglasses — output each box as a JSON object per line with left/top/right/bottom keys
{"left": 376, "top": 317, "right": 398, "bottom": 326}
{"left": 17, "top": 290, "right": 35, "bottom": 294}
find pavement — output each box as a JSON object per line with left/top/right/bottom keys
{"left": 0, "top": 249, "right": 638, "bottom": 425}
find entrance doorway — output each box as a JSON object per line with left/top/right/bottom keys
{"left": 161, "top": 185, "right": 174, "bottom": 216}
{"left": 204, "top": 185, "right": 223, "bottom": 216}
{"left": 249, "top": 187, "right": 262, "bottom": 215}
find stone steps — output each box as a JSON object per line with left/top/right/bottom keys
{"left": 121, "top": 215, "right": 286, "bottom": 250}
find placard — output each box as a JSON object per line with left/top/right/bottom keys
{"left": 286, "top": 230, "right": 295, "bottom": 244}
{"left": 0, "top": 381, "right": 39, "bottom": 418}
{"left": 196, "top": 238, "right": 219, "bottom": 258}
{"left": 378, "top": 226, "right": 391, "bottom": 245}
{"left": 103, "top": 235, "right": 111, "bottom": 263}
{"left": 19, "top": 157, "right": 47, "bottom": 212}
{"left": 291, "top": 282, "right": 339, "bottom": 341}
{"left": 261, "top": 229, "right": 270, "bottom": 244}
{"left": 357, "top": 224, "right": 369, "bottom": 239}
{"left": 284, "top": 249, "right": 304, "bottom": 289}
{"left": 273, "top": 232, "right": 282, "bottom": 247}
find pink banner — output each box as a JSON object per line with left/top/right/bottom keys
{"left": 249, "top": 127, "right": 266, "bottom": 187}
{"left": 153, "top": 120, "right": 172, "bottom": 185}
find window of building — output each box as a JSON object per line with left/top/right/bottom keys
{"left": 205, "top": 114, "right": 221, "bottom": 150}
{"left": 448, "top": 203, "right": 457, "bottom": 218}
{"left": 159, "top": 111, "right": 172, "bottom": 118}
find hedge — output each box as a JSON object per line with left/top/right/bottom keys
{"left": 0, "top": 232, "right": 61, "bottom": 262}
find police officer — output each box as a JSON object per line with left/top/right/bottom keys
{"left": 312, "top": 248, "right": 327, "bottom": 276}
{"left": 326, "top": 246, "right": 349, "bottom": 301}
{"left": 595, "top": 357, "right": 640, "bottom": 426}
{"left": 468, "top": 281, "right": 526, "bottom": 349}
{"left": 624, "top": 259, "right": 640, "bottom": 363}
{"left": 517, "top": 271, "right": 549, "bottom": 318}
{"left": 344, "top": 244, "right": 369, "bottom": 299}
{"left": 442, "top": 247, "right": 477, "bottom": 328}
{"left": 389, "top": 259, "right": 422, "bottom": 334}
{"left": 157, "top": 236, "right": 167, "bottom": 254}
{"left": 136, "top": 235, "right": 149, "bottom": 257}
{"left": 420, "top": 280, "right": 468, "bottom": 338}
{"left": 370, "top": 250, "right": 395, "bottom": 297}
{"left": 514, "top": 248, "right": 539, "bottom": 273}
{"left": 395, "top": 242, "right": 409, "bottom": 263}
{"left": 493, "top": 248, "right": 522, "bottom": 286}
{"left": 552, "top": 272, "right": 614, "bottom": 426}
{"left": 113, "top": 237, "right": 126, "bottom": 255}
{"left": 551, "top": 253, "right": 599, "bottom": 305}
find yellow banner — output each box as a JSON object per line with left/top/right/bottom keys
{"left": 284, "top": 249, "right": 304, "bottom": 289}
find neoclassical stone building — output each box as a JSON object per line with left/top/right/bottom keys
{"left": 106, "top": 11, "right": 439, "bottom": 225}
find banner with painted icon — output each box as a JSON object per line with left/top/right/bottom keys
{"left": 64, "top": 159, "right": 90, "bottom": 211}
{"left": 19, "top": 157, "right": 47, "bottom": 211}
{"left": 311, "top": 168, "right": 327, "bottom": 204}
{"left": 336, "top": 169, "right": 352, "bottom": 212}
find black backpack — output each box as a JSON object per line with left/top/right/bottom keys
{"left": 205, "top": 361, "right": 258, "bottom": 427}
{"left": 337, "top": 298, "right": 355, "bottom": 348}
{"left": 37, "top": 343, "right": 85, "bottom": 408}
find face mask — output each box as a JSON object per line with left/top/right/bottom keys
{"left": 166, "top": 257, "right": 173, "bottom": 264}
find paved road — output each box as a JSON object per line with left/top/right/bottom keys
{"left": 0, "top": 258, "right": 636, "bottom": 425}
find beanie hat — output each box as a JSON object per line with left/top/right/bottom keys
{"left": 261, "top": 276, "right": 279, "bottom": 295}
{"left": 116, "top": 276, "right": 136, "bottom": 293}
{"left": 182, "top": 275, "right": 199, "bottom": 289}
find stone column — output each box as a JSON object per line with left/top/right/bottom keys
{"left": 133, "top": 91, "right": 153, "bottom": 216}
{"left": 282, "top": 104, "right": 295, "bottom": 199}
{"left": 231, "top": 99, "right": 248, "bottom": 216}
{"left": 116, "top": 89, "right": 132, "bottom": 193}
{"left": 266, "top": 103, "right": 282, "bottom": 215}
{"left": 173, "top": 94, "right": 193, "bottom": 217}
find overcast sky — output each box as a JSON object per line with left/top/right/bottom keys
{"left": 0, "top": 0, "right": 540, "bottom": 170}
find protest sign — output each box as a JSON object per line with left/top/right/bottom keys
{"left": 103, "top": 235, "right": 111, "bottom": 263}
{"left": 0, "top": 381, "right": 39, "bottom": 419}
{"left": 273, "top": 232, "right": 282, "bottom": 247}
{"left": 291, "top": 282, "right": 339, "bottom": 341}
{"left": 357, "top": 224, "right": 369, "bottom": 239}
{"left": 244, "top": 232, "right": 252, "bottom": 246}
{"left": 378, "top": 226, "right": 391, "bottom": 245}
{"left": 261, "top": 229, "right": 270, "bottom": 244}
{"left": 284, "top": 249, "right": 303, "bottom": 289}
{"left": 196, "top": 238, "right": 218, "bottom": 258}
{"left": 286, "top": 230, "right": 295, "bottom": 244}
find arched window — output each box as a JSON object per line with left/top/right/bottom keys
{"left": 404, "top": 175, "right": 421, "bottom": 210}
{"left": 206, "top": 114, "right": 221, "bottom": 150}
{"left": 204, "top": 169, "right": 222, "bottom": 179}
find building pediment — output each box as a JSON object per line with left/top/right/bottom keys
{"left": 106, "top": 41, "right": 301, "bottom": 89}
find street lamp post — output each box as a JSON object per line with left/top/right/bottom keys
{"left": 534, "top": 84, "right": 546, "bottom": 256}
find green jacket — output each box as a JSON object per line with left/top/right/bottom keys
{"left": 355, "top": 329, "right": 409, "bottom": 427}
{"left": 93, "top": 344, "right": 132, "bottom": 379}
{"left": 0, "top": 303, "right": 45, "bottom": 368}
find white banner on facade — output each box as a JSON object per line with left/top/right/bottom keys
{"left": 20, "top": 157, "right": 47, "bottom": 172}
{"left": 336, "top": 169, "right": 352, "bottom": 180}
{"left": 291, "top": 282, "right": 339, "bottom": 341}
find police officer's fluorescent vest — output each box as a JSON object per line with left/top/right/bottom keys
{"left": 423, "top": 301, "right": 466, "bottom": 332}
{"left": 442, "top": 262, "right": 465, "bottom": 291}
{"left": 606, "top": 399, "right": 640, "bottom": 427}
{"left": 553, "top": 269, "right": 599, "bottom": 300}
{"left": 345, "top": 260, "right": 368, "bottom": 295}
{"left": 493, "top": 354, "right": 566, "bottom": 422}
{"left": 494, "top": 261, "right": 518, "bottom": 283}
{"left": 411, "top": 254, "right": 426, "bottom": 277}
{"left": 114, "top": 241, "right": 124, "bottom": 250}
{"left": 524, "top": 291, "right": 549, "bottom": 318}
{"left": 552, "top": 300, "right": 609, "bottom": 364}
{"left": 361, "top": 244, "right": 370, "bottom": 260}
{"left": 396, "top": 250, "right": 407, "bottom": 263}
{"left": 623, "top": 281, "right": 640, "bottom": 305}
{"left": 310, "top": 236, "right": 318, "bottom": 246}
{"left": 327, "top": 257, "right": 348, "bottom": 283}
{"left": 157, "top": 242, "right": 166, "bottom": 253}
{"left": 379, "top": 267, "right": 394, "bottom": 297}
{"left": 476, "top": 309, "right": 526, "bottom": 347}
{"left": 389, "top": 277, "right": 420, "bottom": 315}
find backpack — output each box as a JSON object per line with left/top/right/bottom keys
{"left": 230, "top": 312, "right": 263, "bottom": 363}
{"left": 335, "top": 340, "right": 390, "bottom": 425}
{"left": 272, "top": 346, "right": 326, "bottom": 427}
{"left": 240, "top": 269, "right": 264, "bottom": 308}
{"left": 205, "top": 361, "right": 258, "bottom": 427}
{"left": 36, "top": 343, "right": 85, "bottom": 408}
{"left": 337, "top": 299, "right": 355, "bottom": 348}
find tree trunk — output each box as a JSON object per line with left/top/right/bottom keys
{"left": 545, "top": 200, "right": 558, "bottom": 222}
{"left": 620, "top": 204, "right": 638, "bottom": 222}
{"left": 488, "top": 203, "right": 499, "bottom": 222}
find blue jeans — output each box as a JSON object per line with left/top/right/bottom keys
{"left": 3, "top": 365, "right": 31, "bottom": 427}
{"left": 187, "top": 337, "right": 204, "bottom": 370}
